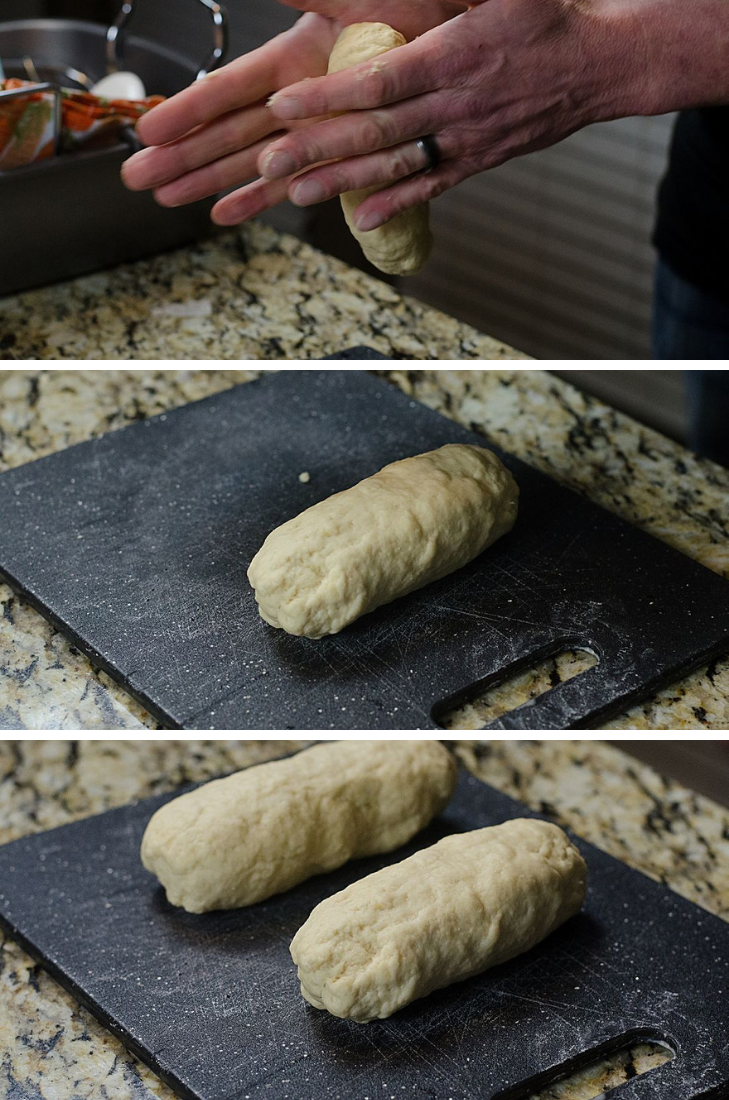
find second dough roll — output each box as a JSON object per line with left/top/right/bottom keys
{"left": 247, "top": 443, "right": 519, "bottom": 638}
{"left": 327, "top": 23, "right": 433, "bottom": 275}
{"left": 141, "top": 740, "right": 457, "bottom": 912}
{"left": 290, "top": 818, "right": 587, "bottom": 1022}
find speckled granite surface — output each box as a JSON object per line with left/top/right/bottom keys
{"left": 0, "top": 224, "right": 524, "bottom": 362}
{"left": 1, "top": 368, "right": 727, "bottom": 731}
{"left": 2, "top": 739, "right": 728, "bottom": 1100}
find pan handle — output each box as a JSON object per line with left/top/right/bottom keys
{"left": 106, "top": 0, "right": 228, "bottom": 82}
{"left": 0, "top": 82, "right": 63, "bottom": 155}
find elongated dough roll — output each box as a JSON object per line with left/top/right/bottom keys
{"left": 290, "top": 818, "right": 587, "bottom": 1022}
{"left": 141, "top": 740, "right": 457, "bottom": 913}
{"left": 247, "top": 443, "right": 518, "bottom": 638}
{"left": 327, "top": 23, "right": 433, "bottom": 275}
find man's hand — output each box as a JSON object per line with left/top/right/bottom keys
{"left": 258, "top": 0, "right": 656, "bottom": 231}
{"left": 122, "top": 13, "right": 341, "bottom": 224}
{"left": 123, "top": 0, "right": 729, "bottom": 231}
{"left": 120, "top": 0, "right": 461, "bottom": 225}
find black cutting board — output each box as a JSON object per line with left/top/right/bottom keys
{"left": 0, "top": 766, "right": 728, "bottom": 1100}
{"left": 0, "top": 370, "right": 728, "bottom": 730}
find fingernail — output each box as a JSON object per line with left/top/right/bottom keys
{"left": 292, "top": 178, "right": 325, "bottom": 206}
{"left": 154, "top": 187, "right": 181, "bottom": 207}
{"left": 355, "top": 210, "right": 384, "bottom": 232}
{"left": 268, "top": 94, "right": 303, "bottom": 119}
{"left": 126, "top": 146, "right": 154, "bottom": 168}
{"left": 211, "top": 206, "right": 234, "bottom": 226}
{"left": 262, "top": 150, "right": 297, "bottom": 179}
{"left": 121, "top": 147, "right": 154, "bottom": 186}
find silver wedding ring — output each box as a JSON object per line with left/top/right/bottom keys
{"left": 415, "top": 135, "right": 441, "bottom": 173}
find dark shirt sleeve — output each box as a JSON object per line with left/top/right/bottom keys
{"left": 653, "top": 106, "right": 729, "bottom": 305}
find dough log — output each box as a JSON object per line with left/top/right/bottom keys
{"left": 141, "top": 740, "right": 457, "bottom": 913}
{"left": 247, "top": 443, "right": 518, "bottom": 639}
{"left": 290, "top": 818, "right": 587, "bottom": 1022}
{"left": 327, "top": 23, "right": 433, "bottom": 275}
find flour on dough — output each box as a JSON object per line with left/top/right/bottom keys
{"left": 290, "top": 818, "right": 587, "bottom": 1021}
{"left": 247, "top": 443, "right": 519, "bottom": 638}
{"left": 141, "top": 740, "right": 457, "bottom": 913}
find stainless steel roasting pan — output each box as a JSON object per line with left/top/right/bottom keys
{"left": 0, "top": 0, "right": 228, "bottom": 298}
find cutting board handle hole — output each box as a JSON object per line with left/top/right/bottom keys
{"left": 434, "top": 640, "right": 599, "bottom": 729}
{"left": 491, "top": 1029, "right": 675, "bottom": 1100}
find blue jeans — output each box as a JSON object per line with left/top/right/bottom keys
{"left": 684, "top": 370, "right": 729, "bottom": 465}
{"left": 652, "top": 260, "right": 729, "bottom": 465}
{"left": 652, "top": 259, "right": 729, "bottom": 360}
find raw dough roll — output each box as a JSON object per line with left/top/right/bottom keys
{"left": 327, "top": 23, "right": 433, "bottom": 275}
{"left": 290, "top": 818, "right": 587, "bottom": 1022}
{"left": 141, "top": 740, "right": 457, "bottom": 913}
{"left": 247, "top": 443, "right": 519, "bottom": 639}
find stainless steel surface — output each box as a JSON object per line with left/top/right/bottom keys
{"left": 0, "top": 81, "right": 62, "bottom": 154}
{"left": 106, "top": 0, "right": 228, "bottom": 81}
{"left": 0, "top": 6, "right": 228, "bottom": 298}
{"left": 1, "top": 144, "right": 214, "bottom": 299}
{"left": 14, "top": 54, "right": 94, "bottom": 88}
{"left": 0, "top": 18, "right": 209, "bottom": 97}
{"left": 105, "top": 0, "right": 132, "bottom": 73}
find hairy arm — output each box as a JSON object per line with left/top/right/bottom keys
{"left": 256, "top": 0, "right": 729, "bottom": 230}
{"left": 600, "top": 0, "right": 729, "bottom": 115}
{"left": 123, "top": 0, "right": 729, "bottom": 230}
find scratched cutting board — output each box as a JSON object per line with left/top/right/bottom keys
{"left": 0, "top": 766, "right": 728, "bottom": 1100}
{"left": 0, "top": 369, "right": 728, "bottom": 730}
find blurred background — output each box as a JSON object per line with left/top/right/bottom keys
{"left": 556, "top": 371, "right": 687, "bottom": 442}
{"left": 6, "top": 0, "right": 675, "bottom": 359}
{"left": 615, "top": 743, "right": 729, "bottom": 808}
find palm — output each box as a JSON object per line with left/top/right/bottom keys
{"left": 123, "top": 13, "right": 343, "bottom": 216}
{"left": 270, "top": 13, "right": 343, "bottom": 87}
{"left": 121, "top": 0, "right": 463, "bottom": 224}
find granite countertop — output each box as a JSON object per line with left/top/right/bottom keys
{"left": 1, "top": 368, "right": 728, "bottom": 731}
{"left": 0, "top": 224, "right": 526, "bottom": 361}
{"left": 1, "top": 739, "right": 728, "bottom": 1100}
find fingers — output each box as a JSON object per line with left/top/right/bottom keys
{"left": 211, "top": 175, "right": 293, "bottom": 225}
{"left": 136, "top": 36, "right": 285, "bottom": 148}
{"left": 260, "top": 91, "right": 446, "bottom": 179}
{"left": 153, "top": 134, "right": 286, "bottom": 207}
{"left": 350, "top": 160, "right": 465, "bottom": 230}
{"left": 268, "top": 34, "right": 440, "bottom": 120}
{"left": 288, "top": 138, "right": 436, "bottom": 205}
{"left": 135, "top": 13, "right": 336, "bottom": 148}
{"left": 209, "top": 133, "right": 462, "bottom": 231}
{"left": 123, "top": 103, "right": 275, "bottom": 192}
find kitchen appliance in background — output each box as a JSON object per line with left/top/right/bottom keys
{"left": 0, "top": 0, "right": 228, "bottom": 297}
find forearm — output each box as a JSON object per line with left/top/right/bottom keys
{"left": 586, "top": 0, "right": 729, "bottom": 121}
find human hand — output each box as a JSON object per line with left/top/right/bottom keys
{"left": 275, "top": 0, "right": 467, "bottom": 44}
{"left": 259, "top": 0, "right": 651, "bottom": 230}
{"left": 121, "top": 13, "right": 341, "bottom": 224}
